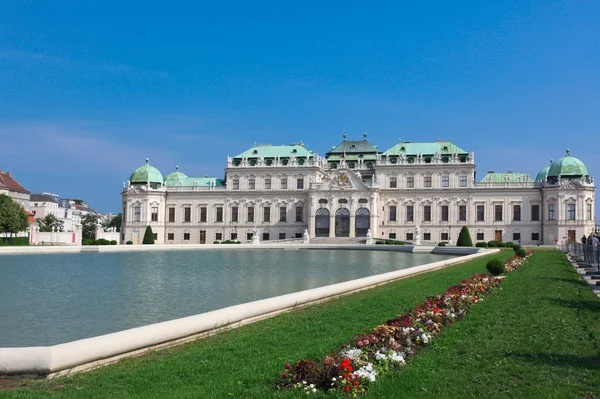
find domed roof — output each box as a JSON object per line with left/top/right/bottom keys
{"left": 547, "top": 150, "right": 588, "bottom": 178}
{"left": 164, "top": 166, "right": 188, "bottom": 182}
{"left": 129, "top": 158, "right": 163, "bottom": 184}
{"left": 535, "top": 160, "right": 553, "bottom": 182}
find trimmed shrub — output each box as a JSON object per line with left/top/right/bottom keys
{"left": 213, "top": 241, "right": 220, "bottom": 244}
{"left": 110, "top": 240, "right": 117, "bottom": 245}
{"left": 487, "top": 240, "right": 499, "bottom": 247}
{"left": 95, "top": 238, "right": 110, "bottom": 245}
{"left": 486, "top": 258, "right": 505, "bottom": 276}
{"left": 515, "top": 248, "right": 527, "bottom": 258}
{"left": 375, "top": 240, "right": 385, "bottom": 245}
{"left": 142, "top": 226, "right": 155, "bottom": 244}
{"left": 512, "top": 244, "right": 522, "bottom": 252}
{"left": 475, "top": 241, "right": 488, "bottom": 248}
{"left": 0, "top": 237, "right": 29, "bottom": 246}
{"left": 126, "top": 240, "right": 133, "bottom": 245}
{"left": 438, "top": 242, "right": 446, "bottom": 247}
{"left": 456, "top": 226, "right": 473, "bottom": 247}
{"left": 385, "top": 240, "right": 394, "bottom": 245}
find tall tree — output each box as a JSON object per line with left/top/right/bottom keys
{"left": 143, "top": 225, "right": 155, "bottom": 244}
{"left": 81, "top": 213, "right": 99, "bottom": 241}
{"left": 456, "top": 226, "right": 473, "bottom": 247}
{"left": 105, "top": 213, "right": 122, "bottom": 232}
{"left": 36, "top": 214, "right": 65, "bottom": 232}
{"left": 0, "top": 194, "right": 29, "bottom": 241}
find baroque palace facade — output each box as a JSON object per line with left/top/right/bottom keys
{"left": 121, "top": 135, "right": 595, "bottom": 245}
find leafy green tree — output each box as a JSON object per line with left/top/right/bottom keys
{"left": 456, "top": 226, "right": 473, "bottom": 247}
{"left": 143, "top": 225, "right": 155, "bottom": 244}
{"left": 0, "top": 194, "right": 29, "bottom": 242}
{"left": 36, "top": 214, "right": 65, "bottom": 232}
{"left": 81, "top": 213, "right": 100, "bottom": 241}
{"left": 105, "top": 213, "right": 122, "bottom": 232}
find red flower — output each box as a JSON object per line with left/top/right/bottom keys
{"left": 344, "top": 386, "right": 350, "bottom": 392}
{"left": 353, "top": 380, "right": 359, "bottom": 386}
{"left": 343, "top": 373, "right": 351, "bottom": 378}
{"left": 281, "top": 373, "right": 288, "bottom": 379}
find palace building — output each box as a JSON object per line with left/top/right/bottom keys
{"left": 121, "top": 135, "right": 595, "bottom": 245}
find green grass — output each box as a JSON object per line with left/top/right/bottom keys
{"left": 2, "top": 251, "right": 599, "bottom": 398}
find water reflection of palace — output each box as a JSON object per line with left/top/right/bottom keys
{"left": 122, "top": 135, "right": 595, "bottom": 245}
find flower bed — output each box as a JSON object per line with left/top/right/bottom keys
{"left": 277, "top": 251, "right": 533, "bottom": 396}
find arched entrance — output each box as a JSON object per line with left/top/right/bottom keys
{"left": 335, "top": 208, "right": 350, "bottom": 237}
{"left": 315, "top": 208, "right": 330, "bottom": 237}
{"left": 355, "top": 208, "right": 370, "bottom": 237}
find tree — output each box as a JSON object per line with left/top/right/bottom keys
{"left": 456, "top": 226, "right": 473, "bottom": 247}
{"left": 143, "top": 225, "right": 155, "bottom": 244}
{"left": 0, "top": 194, "right": 29, "bottom": 241}
{"left": 36, "top": 214, "right": 65, "bottom": 232}
{"left": 81, "top": 213, "right": 100, "bottom": 241}
{"left": 105, "top": 213, "right": 122, "bottom": 232}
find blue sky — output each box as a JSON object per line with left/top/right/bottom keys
{"left": 1, "top": 1, "right": 599, "bottom": 213}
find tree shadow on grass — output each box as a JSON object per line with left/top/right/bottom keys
{"left": 507, "top": 352, "right": 600, "bottom": 370}
{"left": 550, "top": 298, "right": 600, "bottom": 313}
{"left": 540, "top": 277, "right": 591, "bottom": 288}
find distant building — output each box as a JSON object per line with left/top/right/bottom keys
{"left": 0, "top": 170, "right": 30, "bottom": 209}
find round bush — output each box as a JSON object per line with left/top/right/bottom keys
{"left": 486, "top": 258, "right": 505, "bottom": 276}
{"left": 126, "top": 240, "right": 133, "bottom": 245}
{"left": 515, "top": 248, "right": 527, "bottom": 258}
{"left": 213, "top": 241, "right": 220, "bottom": 244}
{"left": 487, "top": 240, "right": 499, "bottom": 247}
{"left": 110, "top": 240, "right": 117, "bottom": 245}
{"left": 385, "top": 240, "right": 394, "bottom": 245}
{"left": 475, "top": 242, "right": 488, "bottom": 248}
{"left": 438, "top": 242, "right": 446, "bottom": 246}
{"left": 393, "top": 241, "right": 403, "bottom": 245}
{"left": 512, "top": 244, "right": 521, "bottom": 252}
{"left": 375, "top": 240, "right": 385, "bottom": 245}
{"left": 503, "top": 242, "right": 515, "bottom": 248}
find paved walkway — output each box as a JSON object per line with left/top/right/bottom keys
{"left": 565, "top": 253, "right": 600, "bottom": 297}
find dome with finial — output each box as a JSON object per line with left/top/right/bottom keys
{"left": 547, "top": 149, "right": 588, "bottom": 178}
{"left": 129, "top": 158, "right": 163, "bottom": 184}
{"left": 535, "top": 159, "right": 553, "bottom": 182}
{"left": 164, "top": 165, "right": 188, "bottom": 183}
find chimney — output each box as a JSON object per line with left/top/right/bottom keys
{"left": 7, "top": 172, "right": 11, "bottom": 177}
{"left": 507, "top": 170, "right": 513, "bottom": 173}
{"left": 487, "top": 170, "right": 494, "bottom": 174}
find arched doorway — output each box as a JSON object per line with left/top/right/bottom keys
{"left": 315, "top": 208, "right": 330, "bottom": 237}
{"left": 335, "top": 208, "right": 350, "bottom": 237}
{"left": 355, "top": 208, "right": 370, "bottom": 237}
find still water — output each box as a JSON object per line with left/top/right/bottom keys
{"left": 0, "top": 249, "right": 456, "bottom": 347}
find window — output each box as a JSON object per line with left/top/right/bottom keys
{"left": 567, "top": 204, "right": 576, "bottom": 220}
{"left": 183, "top": 232, "right": 190, "bottom": 240}
{"left": 441, "top": 232, "right": 449, "bottom": 241}
{"left": 513, "top": 232, "right": 521, "bottom": 241}
{"left": 263, "top": 207, "right": 271, "bottom": 223}
{"left": 296, "top": 206, "right": 303, "bottom": 222}
{"left": 441, "top": 176, "right": 449, "bottom": 187}
{"left": 215, "top": 232, "right": 222, "bottom": 240}
{"left": 200, "top": 207, "right": 207, "bottom": 222}
{"left": 406, "top": 232, "right": 414, "bottom": 240}
{"left": 249, "top": 178, "right": 256, "bottom": 190}
{"left": 548, "top": 204, "right": 556, "bottom": 220}
{"left": 424, "top": 176, "right": 432, "bottom": 188}
{"left": 153, "top": 233, "right": 158, "bottom": 240}
{"left": 232, "top": 178, "right": 239, "bottom": 190}
{"left": 459, "top": 175, "right": 467, "bottom": 187}
{"left": 264, "top": 178, "right": 271, "bottom": 190}
{"left": 477, "top": 205, "right": 484, "bottom": 221}
{"left": 134, "top": 206, "right": 141, "bottom": 222}
{"left": 184, "top": 207, "right": 191, "bottom": 222}
{"left": 281, "top": 178, "right": 288, "bottom": 189}
{"left": 459, "top": 205, "right": 466, "bottom": 221}
{"left": 262, "top": 232, "right": 270, "bottom": 241}
{"left": 279, "top": 232, "right": 286, "bottom": 239}
{"left": 407, "top": 176, "right": 414, "bottom": 188}
{"left": 295, "top": 232, "right": 302, "bottom": 238}
{"left": 389, "top": 206, "right": 397, "bottom": 222}
{"left": 587, "top": 203, "right": 592, "bottom": 220}
{"left": 297, "top": 178, "right": 304, "bottom": 189}
{"left": 390, "top": 176, "right": 397, "bottom": 188}
{"left": 151, "top": 207, "right": 158, "bottom": 222}
{"left": 476, "top": 232, "right": 484, "bottom": 241}
{"left": 513, "top": 205, "right": 521, "bottom": 221}
{"left": 407, "top": 205, "right": 414, "bottom": 222}
{"left": 531, "top": 204, "right": 540, "bottom": 221}
{"left": 168, "top": 207, "right": 175, "bottom": 222}
{"left": 532, "top": 232, "right": 540, "bottom": 241}
{"left": 231, "top": 207, "right": 239, "bottom": 223}
{"left": 231, "top": 232, "right": 238, "bottom": 240}
{"left": 168, "top": 232, "right": 174, "bottom": 240}
{"left": 494, "top": 205, "right": 503, "bottom": 221}
{"left": 216, "top": 207, "right": 223, "bottom": 223}
{"left": 248, "top": 207, "right": 255, "bottom": 223}
{"left": 423, "top": 232, "right": 431, "bottom": 240}
{"left": 424, "top": 205, "right": 431, "bottom": 222}
{"left": 441, "top": 205, "right": 449, "bottom": 222}
{"left": 279, "top": 206, "right": 287, "bottom": 222}
{"left": 247, "top": 232, "right": 253, "bottom": 240}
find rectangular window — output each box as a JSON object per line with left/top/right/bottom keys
{"left": 513, "top": 205, "right": 521, "bottom": 221}
{"left": 476, "top": 232, "right": 484, "bottom": 241}
{"left": 441, "top": 232, "right": 449, "bottom": 241}
{"left": 281, "top": 178, "right": 288, "bottom": 189}
{"left": 495, "top": 205, "right": 503, "bottom": 221}
{"left": 247, "top": 232, "right": 253, "bottom": 240}
{"left": 407, "top": 176, "right": 414, "bottom": 188}
{"left": 200, "top": 207, "right": 207, "bottom": 222}
{"left": 231, "top": 207, "right": 239, "bottom": 223}
{"left": 279, "top": 206, "right": 287, "bottom": 222}
{"left": 216, "top": 207, "right": 223, "bottom": 223}
{"left": 296, "top": 206, "right": 303, "bottom": 222}
{"left": 441, "top": 205, "right": 449, "bottom": 222}
{"left": 389, "top": 232, "right": 396, "bottom": 239}
{"left": 134, "top": 206, "right": 141, "bottom": 222}
{"left": 153, "top": 233, "right": 158, "bottom": 240}
{"left": 389, "top": 206, "right": 397, "bottom": 222}
{"left": 231, "top": 232, "right": 238, "bottom": 240}
{"left": 262, "top": 232, "right": 270, "bottom": 241}
{"left": 168, "top": 207, "right": 175, "bottom": 222}
{"left": 513, "top": 232, "right": 521, "bottom": 241}
{"left": 441, "top": 176, "right": 449, "bottom": 187}
{"left": 531, "top": 204, "right": 540, "bottom": 221}
{"left": 248, "top": 207, "right": 255, "bottom": 223}
{"left": 407, "top": 205, "right": 414, "bottom": 222}
{"left": 183, "top": 232, "right": 190, "bottom": 240}
{"left": 424, "top": 176, "right": 432, "bottom": 188}
{"left": 568, "top": 204, "right": 576, "bottom": 220}
{"left": 532, "top": 232, "right": 540, "bottom": 241}
{"left": 423, "top": 232, "right": 431, "bottom": 241}
{"left": 249, "top": 178, "right": 256, "bottom": 190}
{"left": 295, "top": 232, "right": 302, "bottom": 238}
{"left": 548, "top": 204, "right": 556, "bottom": 220}
{"left": 232, "top": 178, "right": 239, "bottom": 190}
{"left": 264, "top": 178, "right": 271, "bottom": 190}
{"left": 459, "top": 175, "right": 467, "bottom": 187}
{"left": 587, "top": 204, "right": 592, "bottom": 220}
{"left": 297, "top": 178, "right": 304, "bottom": 189}
{"left": 263, "top": 207, "right": 271, "bottom": 223}
{"left": 151, "top": 207, "right": 158, "bottom": 222}
{"left": 184, "top": 207, "right": 191, "bottom": 222}
{"left": 459, "top": 205, "right": 467, "bottom": 221}
{"left": 279, "top": 232, "right": 286, "bottom": 240}
{"left": 168, "top": 232, "right": 174, "bottom": 240}
{"left": 406, "top": 232, "right": 414, "bottom": 241}
{"left": 390, "top": 176, "right": 397, "bottom": 188}
{"left": 215, "top": 232, "right": 222, "bottom": 241}
{"left": 477, "top": 205, "right": 484, "bottom": 221}
{"left": 424, "top": 205, "right": 431, "bottom": 222}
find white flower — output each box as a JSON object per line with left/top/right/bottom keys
{"left": 302, "top": 381, "right": 307, "bottom": 385}
{"left": 388, "top": 350, "right": 405, "bottom": 364}
{"left": 354, "top": 363, "right": 377, "bottom": 382}
{"left": 375, "top": 351, "right": 387, "bottom": 360}
{"left": 309, "top": 384, "right": 315, "bottom": 389}
{"left": 312, "top": 388, "right": 317, "bottom": 393}
{"left": 344, "top": 348, "right": 363, "bottom": 360}
{"left": 331, "top": 377, "right": 336, "bottom": 382}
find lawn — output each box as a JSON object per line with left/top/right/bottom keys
{"left": 2, "top": 250, "right": 599, "bottom": 398}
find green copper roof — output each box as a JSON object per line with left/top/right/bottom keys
{"left": 384, "top": 141, "right": 468, "bottom": 156}
{"left": 234, "top": 143, "right": 315, "bottom": 159}
{"left": 535, "top": 165, "right": 551, "bottom": 182}
{"left": 327, "top": 154, "right": 378, "bottom": 161}
{"left": 479, "top": 172, "right": 533, "bottom": 183}
{"left": 327, "top": 136, "right": 379, "bottom": 155}
{"left": 129, "top": 159, "right": 163, "bottom": 184}
{"left": 165, "top": 177, "right": 224, "bottom": 187}
{"left": 164, "top": 166, "right": 188, "bottom": 182}
{"left": 548, "top": 150, "right": 588, "bottom": 178}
